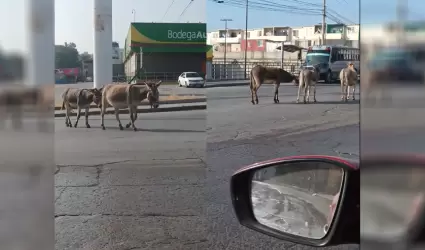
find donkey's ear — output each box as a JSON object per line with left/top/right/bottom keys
{"left": 155, "top": 80, "right": 162, "bottom": 87}
{"left": 144, "top": 83, "right": 152, "bottom": 89}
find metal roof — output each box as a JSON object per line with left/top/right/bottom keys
{"left": 275, "top": 44, "right": 304, "bottom": 52}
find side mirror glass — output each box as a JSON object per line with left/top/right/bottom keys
{"left": 250, "top": 161, "right": 344, "bottom": 239}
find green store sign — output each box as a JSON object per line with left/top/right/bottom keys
{"left": 130, "top": 23, "right": 207, "bottom": 44}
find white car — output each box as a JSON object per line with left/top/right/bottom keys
{"left": 178, "top": 72, "right": 205, "bottom": 88}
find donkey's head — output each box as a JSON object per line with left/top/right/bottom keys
{"left": 88, "top": 88, "right": 103, "bottom": 108}
{"left": 145, "top": 80, "right": 161, "bottom": 109}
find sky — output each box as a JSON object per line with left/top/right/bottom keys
{"left": 0, "top": 0, "right": 423, "bottom": 54}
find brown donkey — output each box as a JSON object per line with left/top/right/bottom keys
{"left": 100, "top": 84, "right": 142, "bottom": 131}
{"left": 250, "top": 65, "right": 296, "bottom": 105}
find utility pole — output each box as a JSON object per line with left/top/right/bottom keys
{"left": 280, "top": 41, "right": 284, "bottom": 68}
{"left": 220, "top": 18, "right": 232, "bottom": 78}
{"left": 321, "top": 0, "right": 326, "bottom": 45}
{"left": 396, "top": 0, "right": 407, "bottom": 45}
{"left": 244, "top": 0, "right": 248, "bottom": 79}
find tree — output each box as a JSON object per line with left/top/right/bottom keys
{"left": 79, "top": 52, "right": 92, "bottom": 62}
{"left": 55, "top": 42, "right": 80, "bottom": 68}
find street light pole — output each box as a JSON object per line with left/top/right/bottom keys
{"left": 244, "top": 0, "right": 248, "bottom": 79}
{"left": 220, "top": 18, "right": 232, "bottom": 78}
{"left": 321, "top": 0, "right": 326, "bottom": 45}
{"left": 132, "top": 9, "right": 136, "bottom": 22}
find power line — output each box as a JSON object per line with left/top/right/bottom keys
{"left": 209, "top": 0, "right": 357, "bottom": 24}
{"left": 178, "top": 0, "right": 194, "bottom": 22}
{"left": 162, "top": 0, "right": 177, "bottom": 21}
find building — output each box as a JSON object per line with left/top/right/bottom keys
{"left": 82, "top": 42, "right": 125, "bottom": 81}
{"left": 207, "top": 24, "right": 359, "bottom": 61}
{"left": 123, "top": 22, "right": 207, "bottom": 82}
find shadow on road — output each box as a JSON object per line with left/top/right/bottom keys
{"left": 97, "top": 127, "right": 205, "bottom": 133}
{"left": 275, "top": 100, "right": 360, "bottom": 105}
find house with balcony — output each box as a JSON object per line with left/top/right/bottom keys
{"left": 208, "top": 24, "right": 359, "bottom": 60}
{"left": 208, "top": 28, "right": 243, "bottom": 53}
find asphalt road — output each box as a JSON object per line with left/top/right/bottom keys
{"left": 52, "top": 82, "right": 425, "bottom": 249}
{"left": 55, "top": 110, "right": 207, "bottom": 250}
{"left": 206, "top": 84, "right": 359, "bottom": 250}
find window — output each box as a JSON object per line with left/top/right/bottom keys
{"left": 257, "top": 31, "right": 262, "bottom": 36}
{"left": 257, "top": 40, "right": 263, "bottom": 47}
{"left": 247, "top": 32, "right": 251, "bottom": 38}
{"left": 308, "top": 40, "right": 312, "bottom": 46}
{"left": 293, "top": 30, "right": 299, "bottom": 37}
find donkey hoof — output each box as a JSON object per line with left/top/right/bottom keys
{"left": 119, "top": 126, "right": 124, "bottom": 130}
{"left": 133, "top": 127, "right": 138, "bottom": 131}
{"left": 101, "top": 125, "right": 105, "bottom": 130}
{"left": 125, "top": 123, "right": 131, "bottom": 128}
{"left": 65, "top": 123, "right": 69, "bottom": 127}
{"left": 73, "top": 123, "right": 78, "bottom": 128}
{"left": 86, "top": 124, "right": 91, "bottom": 128}
{"left": 314, "top": 100, "right": 317, "bottom": 103}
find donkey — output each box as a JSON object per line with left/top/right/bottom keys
{"left": 297, "top": 65, "right": 320, "bottom": 104}
{"left": 61, "top": 88, "right": 102, "bottom": 128}
{"left": 250, "top": 65, "right": 296, "bottom": 105}
{"left": 100, "top": 83, "right": 142, "bottom": 131}
{"left": 131, "top": 80, "right": 162, "bottom": 109}
{"left": 339, "top": 62, "right": 358, "bottom": 102}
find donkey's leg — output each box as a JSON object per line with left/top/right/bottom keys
{"left": 126, "top": 106, "right": 138, "bottom": 128}
{"left": 74, "top": 107, "right": 81, "bottom": 127}
{"left": 114, "top": 108, "right": 123, "bottom": 130}
{"left": 273, "top": 82, "right": 280, "bottom": 103}
{"left": 65, "top": 105, "right": 72, "bottom": 127}
{"left": 352, "top": 84, "right": 356, "bottom": 100}
{"left": 345, "top": 85, "right": 349, "bottom": 102}
{"left": 129, "top": 106, "right": 137, "bottom": 131}
{"left": 296, "top": 82, "right": 303, "bottom": 103}
{"left": 250, "top": 88, "right": 255, "bottom": 105}
{"left": 340, "top": 82, "right": 345, "bottom": 101}
{"left": 306, "top": 85, "right": 311, "bottom": 103}
{"left": 303, "top": 84, "right": 309, "bottom": 104}
{"left": 84, "top": 107, "right": 90, "bottom": 128}
{"left": 100, "top": 97, "right": 107, "bottom": 130}
{"left": 313, "top": 83, "right": 317, "bottom": 103}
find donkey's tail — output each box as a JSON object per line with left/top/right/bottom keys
{"left": 61, "top": 88, "right": 70, "bottom": 110}
{"left": 127, "top": 84, "right": 134, "bottom": 107}
{"left": 249, "top": 70, "right": 254, "bottom": 90}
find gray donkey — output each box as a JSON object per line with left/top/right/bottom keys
{"left": 339, "top": 62, "right": 358, "bottom": 102}
{"left": 250, "top": 65, "right": 296, "bottom": 105}
{"left": 61, "top": 88, "right": 102, "bottom": 128}
{"left": 297, "top": 65, "right": 320, "bottom": 104}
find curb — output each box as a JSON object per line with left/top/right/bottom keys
{"left": 54, "top": 98, "right": 206, "bottom": 111}
{"left": 54, "top": 104, "right": 206, "bottom": 117}
{"left": 205, "top": 82, "right": 248, "bottom": 88}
